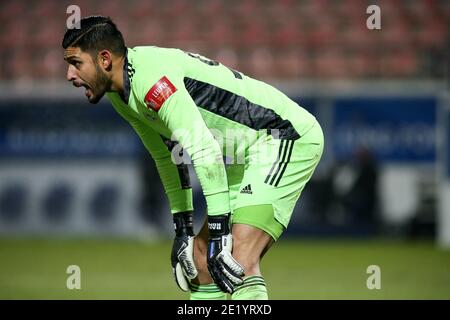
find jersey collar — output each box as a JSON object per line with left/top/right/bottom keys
{"left": 121, "top": 48, "right": 133, "bottom": 104}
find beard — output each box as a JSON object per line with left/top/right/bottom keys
{"left": 87, "top": 62, "right": 112, "bottom": 104}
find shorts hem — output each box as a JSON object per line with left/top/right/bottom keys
{"left": 231, "top": 216, "right": 284, "bottom": 241}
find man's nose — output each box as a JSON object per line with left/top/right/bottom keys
{"left": 66, "top": 64, "right": 77, "bottom": 82}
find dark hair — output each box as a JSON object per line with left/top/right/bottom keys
{"left": 62, "top": 15, "right": 126, "bottom": 57}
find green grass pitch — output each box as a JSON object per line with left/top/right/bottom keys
{"left": 0, "top": 238, "right": 449, "bottom": 299}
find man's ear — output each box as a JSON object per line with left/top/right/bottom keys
{"left": 98, "top": 50, "right": 112, "bottom": 71}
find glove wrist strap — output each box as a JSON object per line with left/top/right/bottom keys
{"left": 173, "top": 211, "right": 194, "bottom": 237}
{"left": 207, "top": 214, "right": 230, "bottom": 237}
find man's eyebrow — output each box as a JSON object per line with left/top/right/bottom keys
{"left": 64, "top": 48, "right": 80, "bottom": 61}
{"left": 64, "top": 56, "right": 80, "bottom": 63}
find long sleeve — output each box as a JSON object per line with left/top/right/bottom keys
{"left": 129, "top": 117, "right": 194, "bottom": 214}
{"left": 108, "top": 95, "right": 193, "bottom": 214}
{"left": 157, "top": 85, "right": 231, "bottom": 216}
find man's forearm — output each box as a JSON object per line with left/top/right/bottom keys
{"left": 193, "top": 164, "right": 231, "bottom": 216}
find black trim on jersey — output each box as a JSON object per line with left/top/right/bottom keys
{"left": 161, "top": 136, "right": 191, "bottom": 189}
{"left": 264, "top": 140, "right": 285, "bottom": 184}
{"left": 121, "top": 51, "right": 131, "bottom": 104}
{"left": 273, "top": 140, "right": 294, "bottom": 187}
{"left": 229, "top": 68, "right": 243, "bottom": 79}
{"left": 264, "top": 139, "right": 294, "bottom": 187}
{"left": 177, "top": 164, "right": 191, "bottom": 189}
{"left": 183, "top": 78, "right": 300, "bottom": 140}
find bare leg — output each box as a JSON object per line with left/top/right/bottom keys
{"left": 231, "top": 223, "right": 274, "bottom": 276}
{"left": 192, "top": 219, "right": 274, "bottom": 284}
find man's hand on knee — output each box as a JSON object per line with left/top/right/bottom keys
{"left": 207, "top": 214, "right": 245, "bottom": 293}
{"left": 171, "top": 211, "right": 198, "bottom": 292}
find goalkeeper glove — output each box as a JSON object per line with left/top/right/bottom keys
{"left": 171, "top": 211, "right": 198, "bottom": 292}
{"left": 207, "top": 214, "right": 245, "bottom": 293}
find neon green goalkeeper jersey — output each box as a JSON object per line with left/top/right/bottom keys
{"left": 106, "top": 46, "right": 317, "bottom": 216}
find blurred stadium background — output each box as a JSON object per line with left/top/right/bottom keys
{"left": 0, "top": 0, "right": 449, "bottom": 299}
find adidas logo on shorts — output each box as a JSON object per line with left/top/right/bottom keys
{"left": 240, "top": 184, "right": 253, "bottom": 194}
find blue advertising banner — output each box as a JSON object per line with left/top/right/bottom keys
{"left": 0, "top": 99, "right": 143, "bottom": 158}
{"left": 332, "top": 97, "right": 437, "bottom": 163}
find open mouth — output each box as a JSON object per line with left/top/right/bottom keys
{"left": 84, "top": 85, "right": 93, "bottom": 98}
{"left": 73, "top": 82, "right": 93, "bottom": 99}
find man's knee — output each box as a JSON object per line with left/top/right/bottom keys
{"left": 231, "top": 223, "right": 273, "bottom": 276}
{"left": 233, "top": 251, "right": 260, "bottom": 275}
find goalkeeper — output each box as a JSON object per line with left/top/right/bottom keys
{"left": 62, "top": 16, "right": 323, "bottom": 300}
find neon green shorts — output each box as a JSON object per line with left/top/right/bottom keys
{"left": 228, "top": 120, "right": 324, "bottom": 241}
